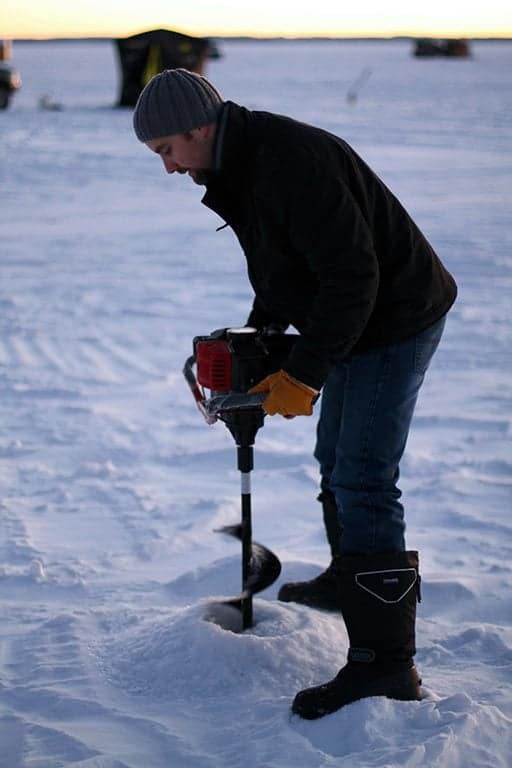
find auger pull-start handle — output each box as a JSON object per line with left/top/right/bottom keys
{"left": 183, "top": 354, "right": 266, "bottom": 423}
{"left": 183, "top": 354, "right": 217, "bottom": 424}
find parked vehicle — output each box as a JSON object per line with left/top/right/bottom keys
{"left": 0, "top": 40, "right": 21, "bottom": 109}
{"left": 413, "top": 38, "right": 471, "bottom": 58}
{"left": 0, "top": 62, "right": 21, "bottom": 109}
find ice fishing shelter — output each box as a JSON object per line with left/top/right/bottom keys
{"left": 115, "top": 29, "right": 215, "bottom": 107}
{"left": 413, "top": 38, "right": 470, "bottom": 58}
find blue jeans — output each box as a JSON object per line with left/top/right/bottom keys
{"left": 314, "top": 317, "right": 446, "bottom": 555}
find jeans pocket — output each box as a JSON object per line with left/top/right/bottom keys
{"left": 414, "top": 316, "right": 446, "bottom": 375}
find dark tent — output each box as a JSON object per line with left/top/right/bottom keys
{"left": 115, "top": 29, "right": 215, "bottom": 107}
{"left": 413, "top": 38, "right": 470, "bottom": 58}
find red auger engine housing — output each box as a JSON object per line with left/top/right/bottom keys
{"left": 194, "top": 327, "right": 297, "bottom": 394}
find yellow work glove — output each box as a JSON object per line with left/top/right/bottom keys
{"left": 249, "top": 370, "right": 319, "bottom": 417}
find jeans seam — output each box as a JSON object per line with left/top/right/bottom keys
{"left": 351, "top": 347, "right": 393, "bottom": 552}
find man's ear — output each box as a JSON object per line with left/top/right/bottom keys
{"left": 194, "top": 123, "right": 215, "bottom": 141}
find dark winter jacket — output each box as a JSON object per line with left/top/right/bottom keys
{"left": 202, "top": 102, "right": 457, "bottom": 390}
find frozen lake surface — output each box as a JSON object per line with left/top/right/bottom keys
{"left": 1, "top": 38, "right": 511, "bottom": 768}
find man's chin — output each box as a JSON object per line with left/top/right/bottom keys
{"left": 188, "top": 169, "right": 210, "bottom": 186}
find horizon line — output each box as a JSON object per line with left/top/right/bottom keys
{"left": 7, "top": 32, "right": 512, "bottom": 42}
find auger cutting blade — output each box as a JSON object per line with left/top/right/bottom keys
{"left": 216, "top": 523, "right": 282, "bottom": 607}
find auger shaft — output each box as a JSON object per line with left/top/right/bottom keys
{"left": 238, "top": 445, "right": 254, "bottom": 628}
{"left": 224, "top": 409, "right": 265, "bottom": 629}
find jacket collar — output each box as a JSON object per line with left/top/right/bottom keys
{"left": 212, "top": 101, "right": 249, "bottom": 176}
{"left": 202, "top": 101, "right": 250, "bottom": 214}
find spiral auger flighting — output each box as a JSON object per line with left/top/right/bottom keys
{"left": 183, "top": 327, "right": 297, "bottom": 630}
{"left": 215, "top": 405, "right": 281, "bottom": 629}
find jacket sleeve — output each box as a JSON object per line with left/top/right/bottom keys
{"left": 275, "top": 160, "right": 379, "bottom": 390}
{"left": 246, "top": 296, "right": 288, "bottom": 332}
{"left": 246, "top": 296, "right": 278, "bottom": 331}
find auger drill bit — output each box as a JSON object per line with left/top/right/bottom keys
{"left": 217, "top": 406, "right": 281, "bottom": 629}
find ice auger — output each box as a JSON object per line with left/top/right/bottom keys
{"left": 183, "top": 327, "right": 297, "bottom": 629}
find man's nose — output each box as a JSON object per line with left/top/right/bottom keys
{"left": 162, "top": 156, "right": 177, "bottom": 174}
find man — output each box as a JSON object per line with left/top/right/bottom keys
{"left": 133, "top": 69, "right": 457, "bottom": 719}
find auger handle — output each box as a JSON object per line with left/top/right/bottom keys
{"left": 183, "top": 355, "right": 266, "bottom": 423}
{"left": 183, "top": 355, "right": 217, "bottom": 424}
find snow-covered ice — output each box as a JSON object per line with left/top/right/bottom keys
{"left": 1, "top": 38, "right": 511, "bottom": 767}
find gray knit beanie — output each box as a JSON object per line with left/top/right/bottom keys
{"left": 133, "top": 68, "right": 224, "bottom": 142}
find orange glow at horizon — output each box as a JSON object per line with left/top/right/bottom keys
{"left": 1, "top": 0, "right": 511, "bottom": 39}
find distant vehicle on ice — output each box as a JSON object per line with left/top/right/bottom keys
{"left": 0, "top": 40, "right": 21, "bottom": 110}
{"left": 413, "top": 38, "right": 471, "bottom": 58}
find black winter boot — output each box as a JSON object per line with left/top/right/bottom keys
{"left": 278, "top": 492, "right": 342, "bottom": 611}
{"left": 292, "top": 551, "right": 422, "bottom": 719}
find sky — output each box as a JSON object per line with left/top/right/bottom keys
{"left": 2, "top": 0, "right": 512, "bottom": 39}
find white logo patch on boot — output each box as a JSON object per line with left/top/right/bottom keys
{"left": 355, "top": 568, "right": 417, "bottom": 603}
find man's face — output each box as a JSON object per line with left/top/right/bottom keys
{"left": 146, "top": 126, "right": 215, "bottom": 185}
